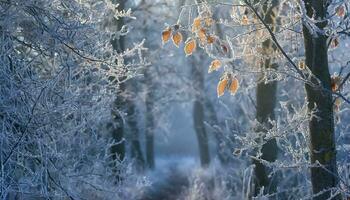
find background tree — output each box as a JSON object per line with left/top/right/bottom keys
{"left": 109, "top": 0, "right": 127, "bottom": 178}
{"left": 252, "top": 0, "right": 279, "bottom": 195}
{"left": 191, "top": 56, "right": 211, "bottom": 167}
{"left": 302, "top": 0, "right": 340, "bottom": 199}
{"left": 0, "top": 0, "right": 148, "bottom": 198}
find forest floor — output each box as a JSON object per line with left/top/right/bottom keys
{"left": 138, "top": 157, "right": 197, "bottom": 200}
{"left": 137, "top": 157, "right": 226, "bottom": 200}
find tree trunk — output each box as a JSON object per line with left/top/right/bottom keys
{"left": 302, "top": 1, "right": 340, "bottom": 199}
{"left": 193, "top": 100, "right": 211, "bottom": 167}
{"left": 127, "top": 99, "right": 145, "bottom": 170}
{"left": 191, "top": 59, "right": 210, "bottom": 167}
{"left": 110, "top": 0, "right": 145, "bottom": 172}
{"left": 204, "top": 98, "right": 229, "bottom": 164}
{"left": 145, "top": 71, "right": 155, "bottom": 169}
{"left": 253, "top": 0, "right": 279, "bottom": 195}
{"left": 253, "top": 61, "right": 278, "bottom": 194}
{"left": 110, "top": 0, "right": 126, "bottom": 179}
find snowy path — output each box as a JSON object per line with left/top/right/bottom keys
{"left": 137, "top": 157, "right": 197, "bottom": 200}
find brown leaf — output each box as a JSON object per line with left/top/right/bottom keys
{"left": 172, "top": 31, "right": 183, "bottom": 47}
{"left": 331, "top": 37, "right": 339, "bottom": 48}
{"left": 221, "top": 44, "right": 229, "bottom": 54}
{"left": 184, "top": 39, "right": 196, "bottom": 56}
{"left": 335, "top": 98, "right": 341, "bottom": 107}
{"left": 207, "top": 35, "right": 216, "bottom": 44}
{"left": 336, "top": 5, "right": 345, "bottom": 17}
{"left": 192, "top": 17, "right": 201, "bottom": 32}
{"left": 334, "top": 98, "right": 341, "bottom": 113}
{"left": 161, "top": 27, "right": 172, "bottom": 44}
{"left": 298, "top": 60, "right": 305, "bottom": 70}
{"left": 197, "top": 28, "right": 207, "bottom": 43}
{"left": 217, "top": 75, "right": 228, "bottom": 97}
{"left": 229, "top": 77, "right": 239, "bottom": 95}
{"left": 331, "top": 75, "right": 341, "bottom": 92}
{"left": 241, "top": 15, "right": 249, "bottom": 25}
{"left": 204, "top": 17, "right": 214, "bottom": 27}
{"left": 208, "top": 59, "right": 221, "bottom": 73}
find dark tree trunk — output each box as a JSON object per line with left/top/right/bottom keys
{"left": 110, "top": 0, "right": 126, "bottom": 178}
{"left": 145, "top": 120, "right": 155, "bottom": 169}
{"left": 191, "top": 59, "right": 210, "bottom": 167}
{"left": 110, "top": 101, "right": 126, "bottom": 163}
{"left": 302, "top": 0, "right": 340, "bottom": 199}
{"left": 127, "top": 100, "right": 145, "bottom": 169}
{"left": 191, "top": 0, "right": 211, "bottom": 168}
{"left": 110, "top": 0, "right": 145, "bottom": 173}
{"left": 145, "top": 72, "right": 155, "bottom": 169}
{"left": 253, "top": 0, "right": 279, "bottom": 195}
{"left": 193, "top": 100, "right": 210, "bottom": 167}
{"left": 253, "top": 61, "right": 278, "bottom": 195}
{"left": 204, "top": 98, "right": 229, "bottom": 164}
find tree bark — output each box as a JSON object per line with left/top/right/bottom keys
{"left": 145, "top": 72, "right": 155, "bottom": 169}
{"left": 191, "top": 58, "right": 210, "bottom": 167}
{"left": 110, "top": 0, "right": 126, "bottom": 178}
{"left": 253, "top": 0, "right": 279, "bottom": 195}
{"left": 193, "top": 100, "right": 211, "bottom": 167}
{"left": 110, "top": 0, "right": 145, "bottom": 173}
{"left": 127, "top": 100, "right": 145, "bottom": 170}
{"left": 302, "top": 0, "right": 340, "bottom": 199}
{"left": 204, "top": 98, "right": 229, "bottom": 164}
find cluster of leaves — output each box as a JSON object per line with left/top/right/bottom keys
{"left": 162, "top": 0, "right": 350, "bottom": 198}
{"left": 161, "top": 4, "right": 240, "bottom": 98}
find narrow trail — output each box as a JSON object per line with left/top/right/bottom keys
{"left": 137, "top": 157, "right": 196, "bottom": 200}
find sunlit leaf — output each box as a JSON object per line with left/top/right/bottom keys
{"left": 335, "top": 98, "right": 341, "bottom": 107}
{"left": 334, "top": 98, "right": 341, "bottom": 113}
{"left": 204, "top": 17, "right": 214, "bottom": 26}
{"left": 298, "top": 60, "right": 305, "bottom": 70}
{"left": 161, "top": 27, "right": 172, "bottom": 44}
{"left": 172, "top": 31, "right": 183, "bottom": 47}
{"left": 207, "top": 35, "right": 216, "bottom": 44}
{"left": 241, "top": 15, "right": 249, "bottom": 25}
{"left": 229, "top": 77, "right": 239, "bottom": 95}
{"left": 217, "top": 75, "right": 228, "bottom": 97}
{"left": 198, "top": 28, "right": 207, "bottom": 43}
{"left": 208, "top": 59, "right": 221, "bottom": 73}
{"left": 331, "top": 75, "right": 341, "bottom": 92}
{"left": 192, "top": 17, "right": 201, "bottom": 32}
{"left": 184, "top": 39, "right": 196, "bottom": 56}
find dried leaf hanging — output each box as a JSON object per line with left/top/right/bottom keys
{"left": 162, "top": 27, "right": 172, "bottom": 44}
{"left": 207, "top": 35, "right": 215, "bottom": 44}
{"left": 229, "top": 77, "right": 239, "bottom": 95}
{"left": 192, "top": 17, "right": 201, "bottom": 33}
{"left": 217, "top": 75, "right": 228, "bottom": 97}
{"left": 241, "top": 15, "right": 249, "bottom": 25}
{"left": 298, "top": 60, "right": 306, "bottom": 70}
{"left": 331, "top": 37, "right": 339, "bottom": 48}
{"left": 197, "top": 28, "right": 207, "bottom": 43}
{"left": 335, "top": 98, "right": 342, "bottom": 107}
{"left": 208, "top": 59, "right": 221, "bottom": 73}
{"left": 172, "top": 31, "right": 183, "bottom": 47}
{"left": 334, "top": 98, "right": 341, "bottom": 112}
{"left": 221, "top": 44, "right": 229, "bottom": 54}
{"left": 204, "top": 17, "right": 214, "bottom": 27}
{"left": 336, "top": 5, "right": 345, "bottom": 17}
{"left": 184, "top": 39, "right": 196, "bottom": 56}
{"left": 331, "top": 75, "right": 341, "bottom": 92}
